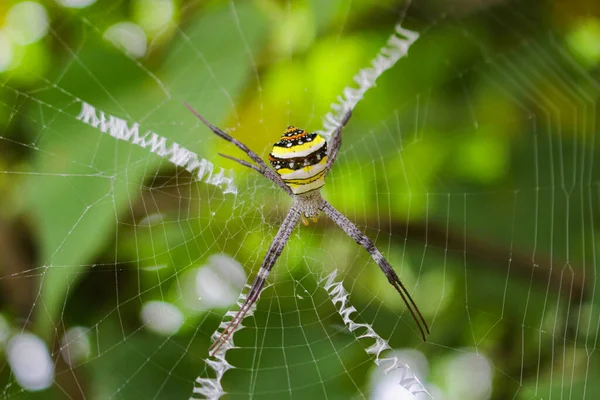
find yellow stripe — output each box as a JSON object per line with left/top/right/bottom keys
{"left": 271, "top": 135, "right": 325, "bottom": 158}
{"left": 286, "top": 178, "right": 325, "bottom": 194}
{"left": 277, "top": 156, "right": 327, "bottom": 176}
{"left": 283, "top": 168, "right": 327, "bottom": 185}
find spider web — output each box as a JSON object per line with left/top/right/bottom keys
{"left": 0, "top": 1, "right": 599, "bottom": 399}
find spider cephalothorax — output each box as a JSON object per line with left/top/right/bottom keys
{"left": 185, "top": 103, "right": 429, "bottom": 356}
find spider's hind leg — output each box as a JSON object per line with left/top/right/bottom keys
{"left": 320, "top": 200, "right": 429, "bottom": 341}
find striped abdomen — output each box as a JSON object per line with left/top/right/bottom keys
{"left": 269, "top": 126, "right": 327, "bottom": 195}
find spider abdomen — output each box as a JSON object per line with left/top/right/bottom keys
{"left": 269, "top": 126, "right": 328, "bottom": 194}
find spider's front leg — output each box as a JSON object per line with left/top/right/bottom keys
{"left": 218, "top": 153, "right": 293, "bottom": 196}
{"left": 325, "top": 109, "right": 353, "bottom": 176}
{"left": 185, "top": 102, "right": 293, "bottom": 196}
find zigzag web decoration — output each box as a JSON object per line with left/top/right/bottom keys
{"left": 321, "top": 270, "right": 429, "bottom": 398}
{"left": 192, "top": 18, "right": 423, "bottom": 399}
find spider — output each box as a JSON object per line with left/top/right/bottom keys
{"left": 185, "top": 103, "right": 429, "bottom": 356}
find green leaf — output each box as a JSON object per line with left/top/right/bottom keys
{"left": 25, "top": 2, "right": 268, "bottom": 338}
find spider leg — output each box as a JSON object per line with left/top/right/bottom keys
{"left": 320, "top": 200, "right": 429, "bottom": 341}
{"left": 209, "top": 206, "right": 301, "bottom": 356}
{"left": 325, "top": 109, "right": 353, "bottom": 176}
{"left": 208, "top": 275, "right": 265, "bottom": 356}
{"left": 218, "top": 153, "right": 293, "bottom": 196}
{"left": 185, "top": 102, "right": 291, "bottom": 195}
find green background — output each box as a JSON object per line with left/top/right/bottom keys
{"left": 0, "top": 0, "right": 599, "bottom": 398}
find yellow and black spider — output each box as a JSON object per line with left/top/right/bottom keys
{"left": 185, "top": 103, "right": 429, "bottom": 356}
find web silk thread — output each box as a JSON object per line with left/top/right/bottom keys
{"left": 191, "top": 286, "right": 257, "bottom": 400}
{"left": 192, "top": 21, "right": 422, "bottom": 400}
{"left": 322, "top": 271, "right": 429, "bottom": 397}
{"left": 76, "top": 101, "right": 237, "bottom": 195}
{"left": 320, "top": 25, "right": 419, "bottom": 140}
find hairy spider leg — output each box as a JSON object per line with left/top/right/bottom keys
{"left": 185, "top": 102, "right": 293, "bottom": 196}
{"left": 219, "top": 153, "right": 293, "bottom": 196}
{"left": 208, "top": 229, "right": 291, "bottom": 356}
{"left": 320, "top": 201, "right": 430, "bottom": 341}
{"left": 217, "top": 152, "right": 262, "bottom": 174}
{"left": 325, "top": 109, "right": 353, "bottom": 176}
{"left": 185, "top": 102, "right": 267, "bottom": 169}
{"left": 186, "top": 103, "right": 428, "bottom": 350}
{"left": 208, "top": 274, "right": 266, "bottom": 356}
{"left": 209, "top": 207, "right": 301, "bottom": 356}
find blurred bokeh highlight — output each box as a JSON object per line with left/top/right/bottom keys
{"left": 1, "top": 0, "right": 600, "bottom": 399}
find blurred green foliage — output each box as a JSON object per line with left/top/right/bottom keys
{"left": 1, "top": 0, "right": 600, "bottom": 399}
